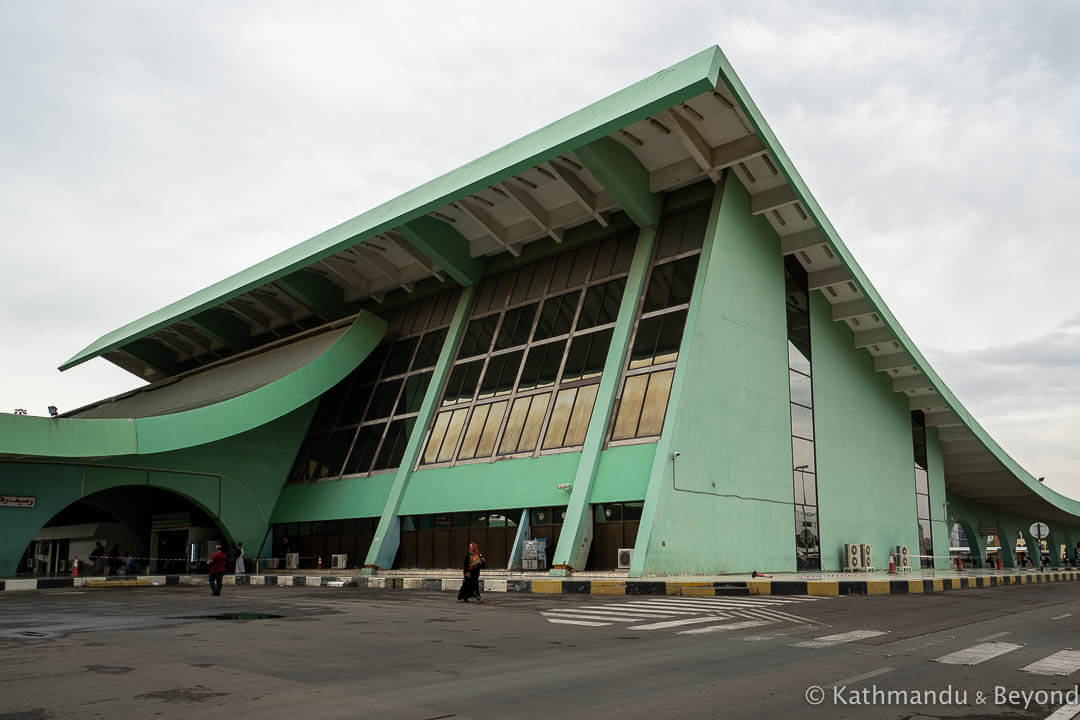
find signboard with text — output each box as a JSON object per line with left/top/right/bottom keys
{"left": 0, "top": 495, "right": 36, "bottom": 508}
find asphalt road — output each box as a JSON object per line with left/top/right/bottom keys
{"left": 3, "top": 581, "right": 1080, "bottom": 719}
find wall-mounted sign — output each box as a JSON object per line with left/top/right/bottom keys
{"left": 0, "top": 495, "right": 36, "bottom": 508}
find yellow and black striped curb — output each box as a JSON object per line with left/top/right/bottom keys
{"left": 3, "top": 571, "right": 1080, "bottom": 595}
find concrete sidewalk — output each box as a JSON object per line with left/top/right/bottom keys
{"left": 4, "top": 566, "right": 1079, "bottom": 596}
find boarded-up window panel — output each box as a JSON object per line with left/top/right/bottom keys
{"left": 612, "top": 375, "right": 648, "bottom": 440}
{"left": 637, "top": 370, "right": 674, "bottom": 437}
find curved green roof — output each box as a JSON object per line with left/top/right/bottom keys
{"left": 5, "top": 311, "right": 385, "bottom": 458}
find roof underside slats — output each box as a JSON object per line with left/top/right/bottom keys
{"left": 59, "top": 45, "right": 1079, "bottom": 525}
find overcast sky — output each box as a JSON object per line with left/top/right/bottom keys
{"left": 2, "top": 2, "right": 1078, "bottom": 496}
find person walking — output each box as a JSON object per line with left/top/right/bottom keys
{"left": 89, "top": 542, "right": 105, "bottom": 575}
{"left": 208, "top": 544, "right": 227, "bottom": 596}
{"left": 457, "top": 541, "right": 485, "bottom": 603}
{"left": 235, "top": 542, "right": 245, "bottom": 575}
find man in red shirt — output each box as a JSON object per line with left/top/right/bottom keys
{"left": 208, "top": 544, "right": 227, "bottom": 596}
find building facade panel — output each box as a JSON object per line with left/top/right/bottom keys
{"left": 810, "top": 291, "right": 921, "bottom": 571}
{"left": 635, "top": 175, "right": 796, "bottom": 575}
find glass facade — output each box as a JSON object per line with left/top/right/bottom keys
{"left": 608, "top": 203, "right": 708, "bottom": 443}
{"left": 785, "top": 256, "right": 820, "bottom": 570}
{"left": 287, "top": 288, "right": 461, "bottom": 483}
{"left": 911, "top": 410, "right": 934, "bottom": 568}
{"left": 421, "top": 231, "right": 638, "bottom": 465}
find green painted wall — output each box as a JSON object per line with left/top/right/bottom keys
{"left": 635, "top": 175, "right": 795, "bottom": 575}
{"left": 810, "top": 292, "right": 921, "bottom": 571}
{"left": 926, "top": 427, "right": 951, "bottom": 569}
{"left": 272, "top": 474, "right": 395, "bottom": 524}
{"left": 400, "top": 453, "right": 582, "bottom": 516}
{"left": 0, "top": 405, "right": 313, "bottom": 575}
{"left": 590, "top": 444, "right": 655, "bottom": 503}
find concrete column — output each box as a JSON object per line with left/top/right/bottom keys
{"left": 549, "top": 225, "right": 658, "bottom": 575}
{"left": 363, "top": 287, "right": 476, "bottom": 571}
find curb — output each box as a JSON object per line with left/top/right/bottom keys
{"left": 3, "top": 571, "right": 1079, "bottom": 596}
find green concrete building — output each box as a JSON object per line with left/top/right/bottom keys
{"left": 3, "top": 46, "right": 1077, "bottom": 578}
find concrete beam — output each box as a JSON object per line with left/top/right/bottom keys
{"left": 576, "top": 136, "right": 662, "bottom": 228}
{"left": 189, "top": 308, "right": 255, "bottom": 352}
{"left": 397, "top": 215, "right": 486, "bottom": 287}
{"left": 874, "top": 352, "right": 914, "bottom": 372}
{"left": 924, "top": 409, "right": 963, "bottom": 427}
{"left": 383, "top": 232, "right": 446, "bottom": 282}
{"left": 664, "top": 109, "right": 719, "bottom": 181}
{"left": 750, "top": 184, "right": 798, "bottom": 215}
{"left": 832, "top": 298, "right": 875, "bottom": 321}
{"left": 892, "top": 374, "right": 932, "bottom": 392}
{"left": 937, "top": 425, "right": 976, "bottom": 442}
{"left": 275, "top": 270, "right": 347, "bottom": 321}
{"left": 648, "top": 134, "right": 767, "bottom": 191}
{"left": 455, "top": 198, "right": 519, "bottom": 256}
{"left": 546, "top": 161, "right": 607, "bottom": 227}
{"left": 780, "top": 228, "right": 827, "bottom": 255}
{"left": 940, "top": 438, "right": 986, "bottom": 455}
{"left": 118, "top": 338, "right": 180, "bottom": 378}
{"left": 908, "top": 393, "right": 946, "bottom": 412}
{"left": 853, "top": 328, "right": 894, "bottom": 349}
{"left": 499, "top": 181, "right": 563, "bottom": 244}
{"left": 807, "top": 266, "right": 852, "bottom": 291}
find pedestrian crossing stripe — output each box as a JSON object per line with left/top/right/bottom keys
{"left": 541, "top": 594, "right": 820, "bottom": 629}
{"left": 793, "top": 630, "right": 887, "bottom": 648}
{"left": 933, "top": 641, "right": 1022, "bottom": 666}
{"left": 1021, "top": 650, "right": 1080, "bottom": 676}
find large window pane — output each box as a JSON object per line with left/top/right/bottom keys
{"left": 519, "top": 340, "right": 565, "bottom": 390}
{"left": 578, "top": 278, "right": 625, "bottom": 329}
{"left": 792, "top": 437, "right": 816, "bottom": 474}
{"left": 653, "top": 310, "right": 687, "bottom": 365}
{"left": 443, "top": 360, "right": 483, "bottom": 405}
{"left": 643, "top": 256, "right": 698, "bottom": 313}
{"left": 423, "top": 412, "right": 452, "bottom": 464}
{"left": 563, "top": 384, "right": 597, "bottom": 446}
{"left": 344, "top": 424, "right": 383, "bottom": 475}
{"left": 373, "top": 419, "right": 411, "bottom": 471}
{"left": 414, "top": 329, "right": 447, "bottom": 370}
{"left": 563, "top": 328, "right": 612, "bottom": 381}
{"left": 788, "top": 340, "right": 811, "bottom": 376}
{"left": 475, "top": 401, "right": 508, "bottom": 457}
{"left": 499, "top": 397, "right": 532, "bottom": 454}
{"left": 789, "top": 370, "right": 812, "bottom": 408}
{"left": 314, "top": 429, "right": 353, "bottom": 479}
{"left": 543, "top": 388, "right": 577, "bottom": 450}
{"left": 916, "top": 493, "right": 930, "bottom": 520}
{"left": 436, "top": 409, "right": 469, "bottom": 462}
{"left": 612, "top": 374, "right": 649, "bottom": 440}
{"left": 914, "top": 467, "right": 929, "bottom": 495}
{"left": 478, "top": 350, "right": 524, "bottom": 399}
{"left": 399, "top": 372, "right": 432, "bottom": 415}
{"left": 336, "top": 382, "right": 373, "bottom": 426}
{"left": 791, "top": 404, "right": 814, "bottom": 441}
{"left": 517, "top": 394, "right": 551, "bottom": 453}
{"left": 494, "top": 303, "right": 538, "bottom": 350}
{"left": 459, "top": 315, "right": 499, "bottom": 358}
{"left": 458, "top": 405, "right": 491, "bottom": 460}
{"left": 366, "top": 379, "right": 403, "bottom": 421}
{"left": 383, "top": 337, "right": 418, "bottom": 377}
{"left": 534, "top": 291, "right": 579, "bottom": 340}
{"left": 636, "top": 369, "right": 674, "bottom": 437}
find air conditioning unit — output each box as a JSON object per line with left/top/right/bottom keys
{"left": 265, "top": 558, "right": 280, "bottom": 569}
{"left": 331, "top": 554, "right": 348, "bottom": 569}
{"left": 896, "top": 545, "right": 911, "bottom": 569}
{"left": 57, "top": 559, "right": 68, "bottom": 572}
{"left": 844, "top": 543, "right": 862, "bottom": 571}
{"left": 861, "top": 543, "right": 874, "bottom": 570}
{"left": 617, "top": 548, "right": 634, "bottom": 569}
{"left": 285, "top": 552, "right": 300, "bottom": 570}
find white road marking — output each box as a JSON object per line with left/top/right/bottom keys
{"left": 1043, "top": 703, "right": 1080, "bottom": 719}
{"left": 977, "top": 631, "right": 1011, "bottom": 642}
{"left": 730, "top": 608, "right": 815, "bottom": 624}
{"left": 628, "top": 615, "right": 733, "bottom": 630}
{"left": 541, "top": 612, "right": 655, "bottom": 622}
{"left": 678, "top": 620, "right": 772, "bottom": 635}
{"left": 794, "top": 630, "right": 887, "bottom": 648}
{"left": 933, "top": 642, "right": 1023, "bottom": 666}
{"left": 564, "top": 607, "right": 678, "bottom": 618}
{"left": 1022, "top": 650, "right": 1080, "bottom": 676}
{"left": 1051, "top": 613, "right": 1073, "bottom": 620}
{"left": 830, "top": 666, "right": 895, "bottom": 687}
{"left": 545, "top": 618, "right": 609, "bottom": 626}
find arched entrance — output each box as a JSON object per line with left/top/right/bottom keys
{"left": 19, "top": 486, "right": 230, "bottom": 577}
